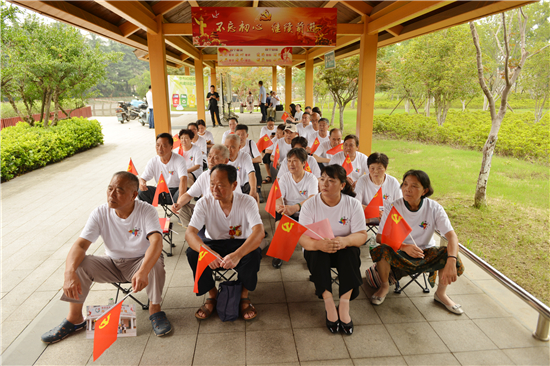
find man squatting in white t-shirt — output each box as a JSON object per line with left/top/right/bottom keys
{"left": 40, "top": 172, "right": 171, "bottom": 344}
{"left": 138, "top": 133, "right": 188, "bottom": 206}
{"left": 185, "top": 165, "right": 264, "bottom": 320}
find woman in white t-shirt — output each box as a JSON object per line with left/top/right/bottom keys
{"left": 298, "top": 165, "right": 368, "bottom": 336}
{"left": 329, "top": 134, "right": 369, "bottom": 188}
{"left": 355, "top": 152, "right": 402, "bottom": 221}
{"left": 263, "top": 123, "right": 285, "bottom": 184}
{"left": 196, "top": 119, "right": 214, "bottom": 149}
{"left": 293, "top": 104, "right": 304, "bottom": 123}
{"left": 370, "top": 170, "right": 465, "bottom": 315}
{"left": 178, "top": 129, "right": 203, "bottom": 185}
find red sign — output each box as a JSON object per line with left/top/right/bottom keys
{"left": 192, "top": 7, "right": 337, "bottom": 47}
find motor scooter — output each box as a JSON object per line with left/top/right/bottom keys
{"left": 138, "top": 102, "right": 148, "bottom": 126}
{"left": 115, "top": 101, "right": 129, "bottom": 123}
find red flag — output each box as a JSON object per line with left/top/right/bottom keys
{"left": 178, "top": 145, "right": 183, "bottom": 156}
{"left": 173, "top": 134, "right": 181, "bottom": 149}
{"left": 364, "top": 187, "right": 383, "bottom": 219}
{"left": 127, "top": 158, "right": 138, "bottom": 176}
{"left": 152, "top": 173, "right": 170, "bottom": 207}
{"left": 93, "top": 301, "right": 123, "bottom": 361}
{"left": 304, "top": 161, "right": 312, "bottom": 173}
{"left": 256, "top": 134, "right": 273, "bottom": 151}
{"left": 304, "top": 218, "right": 335, "bottom": 240}
{"left": 267, "top": 215, "right": 309, "bottom": 262}
{"left": 194, "top": 246, "right": 218, "bottom": 293}
{"left": 281, "top": 111, "right": 289, "bottom": 121}
{"left": 381, "top": 206, "right": 412, "bottom": 251}
{"left": 264, "top": 178, "right": 281, "bottom": 218}
{"left": 326, "top": 143, "right": 343, "bottom": 155}
{"left": 272, "top": 143, "right": 280, "bottom": 169}
{"left": 342, "top": 154, "right": 353, "bottom": 176}
{"left": 310, "top": 137, "right": 320, "bottom": 154}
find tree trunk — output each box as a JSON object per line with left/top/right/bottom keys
{"left": 424, "top": 94, "right": 430, "bottom": 117}
{"left": 43, "top": 90, "right": 53, "bottom": 128}
{"left": 331, "top": 97, "right": 337, "bottom": 126}
{"left": 351, "top": 99, "right": 356, "bottom": 109}
{"left": 339, "top": 104, "right": 345, "bottom": 131}
{"left": 5, "top": 93, "right": 32, "bottom": 126}
{"left": 474, "top": 125, "right": 501, "bottom": 207}
{"left": 404, "top": 99, "right": 410, "bottom": 113}
{"left": 461, "top": 100, "right": 466, "bottom": 111}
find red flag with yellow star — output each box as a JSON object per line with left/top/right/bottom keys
{"left": 194, "top": 246, "right": 218, "bottom": 293}
{"left": 326, "top": 143, "right": 343, "bottom": 155}
{"left": 265, "top": 178, "right": 281, "bottom": 218}
{"left": 304, "top": 161, "right": 312, "bottom": 173}
{"left": 256, "top": 134, "right": 273, "bottom": 152}
{"left": 364, "top": 187, "right": 383, "bottom": 219}
{"left": 342, "top": 154, "right": 353, "bottom": 176}
{"left": 93, "top": 301, "right": 123, "bottom": 361}
{"left": 152, "top": 173, "right": 170, "bottom": 207}
{"left": 272, "top": 143, "right": 280, "bottom": 169}
{"left": 127, "top": 158, "right": 138, "bottom": 176}
{"left": 267, "top": 215, "right": 309, "bottom": 261}
{"left": 381, "top": 206, "right": 412, "bottom": 251}
{"left": 310, "top": 137, "right": 320, "bottom": 154}
{"left": 173, "top": 134, "right": 181, "bottom": 149}
{"left": 281, "top": 111, "right": 289, "bottom": 121}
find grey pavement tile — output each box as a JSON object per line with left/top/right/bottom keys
{"left": 258, "top": 267, "right": 283, "bottom": 283}
{"left": 473, "top": 317, "right": 548, "bottom": 349}
{"left": 4, "top": 290, "right": 58, "bottom": 322}
{"left": 343, "top": 325, "right": 400, "bottom": 359}
{"left": 403, "top": 353, "right": 460, "bottom": 365}
{"left": 444, "top": 277, "right": 483, "bottom": 295}
{"left": 1, "top": 270, "right": 29, "bottom": 293}
{"left": 86, "top": 333, "right": 150, "bottom": 365}
{"left": 361, "top": 281, "right": 409, "bottom": 301}
{"left": 161, "top": 286, "right": 205, "bottom": 309}
{"left": 284, "top": 281, "right": 321, "bottom": 303}
{"left": 246, "top": 328, "right": 298, "bottom": 365}
{"left": 139, "top": 334, "right": 196, "bottom": 366}
{"left": 453, "top": 349, "right": 515, "bottom": 365}
{"left": 293, "top": 327, "right": 349, "bottom": 362}
{"left": 301, "top": 359, "right": 353, "bottom": 365}
{"left": 385, "top": 322, "right": 449, "bottom": 355}
{"left": 253, "top": 281, "right": 286, "bottom": 304}
{"left": 430, "top": 319, "right": 498, "bottom": 352}
{"left": 281, "top": 263, "right": 311, "bottom": 282}
{"left": 1, "top": 320, "right": 29, "bottom": 353}
{"left": 193, "top": 332, "right": 245, "bottom": 365}
{"left": 198, "top": 313, "right": 246, "bottom": 334}
{"left": 288, "top": 301, "right": 327, "bottom": 329}
{"left": 352, "top": 356, "right": 407, "bottom": 365}
{"left": 450, "top": 294, "right": 512, "bottom": 319}
{"left": 159, "top": 308, "right": 199, "bottom": 337}
{"left": 35, "top": 338, "right": 93, "bottom": 365}
{"left": 409, "top": 296, "right": 470, "bottom": 322}
{"left": 372, "top": 297, "right": 426, "bottom": 324}
{"left": 502, "top": 346, "right": 550, "bottom": 365}
{"left": 460, "top": 257, "right": 493, "bottom": 281}
{"left": 168, "top": 269, "right": 195, "bottom": 288}
{"left": 348, "top": 299, "right": 382, "bottom": 326}
{"left": 245, "top": 302, "right": 291, "bottom": 331}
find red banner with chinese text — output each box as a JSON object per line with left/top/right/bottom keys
{"left": 192, "top": 7, "right": 337, "bottom": 47}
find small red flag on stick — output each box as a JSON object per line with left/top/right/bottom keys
{"left": 326, "top": 143, "right": 343, "bottom": 155}
{"left": 93, "top": 300, "right": 123, "bottom": 361}
{"left": 127, "top": 158, "right": 138, "bottom": 176}
{"left": 267, "top": 215, "right": 309, "bottom": 262}
{"left": 304, "top": 161, "right": 312, "bottom": 173}
{"left": 272, "top": 143, "right": 280, "bottom": 169}
{"left": 152, "top": 173, "right": 170, "bottom": 207}
{"left": 364, "top": 187, "right": 383, "bottom": 219}
{"left": 256, "top": 134, "right": 273, "bottom": 152}
{"left": 173, "top": 134, "right": 181, "bottom": 149}
{"left": 342, "top": 154, "right": 353, "bottom": 176}
{"left": 281, "top": 111, "right": 289, "bottom": 121}
{"left": 264, "top": 179, "right": 281, "bottom": 218}
{"left": 194, "top": 245, "right": 218, "bottom": 293}
{"left": 381, "top": 206, "right": 412, "bottom": 251}
{"left": 310, "top": 137, "right": 320, "bottom": 154}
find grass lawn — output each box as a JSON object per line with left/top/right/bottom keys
{"left": 370, "top": 137, "right": 549, "bottom": 305}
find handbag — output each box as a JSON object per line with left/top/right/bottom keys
{"left": 275, "top": 105, "right": 284, "bottom": 111}
{"left": 216, "top": 280, "right": 242, "bottom": 322}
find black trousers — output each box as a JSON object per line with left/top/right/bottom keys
{"left": 186, "top": 239, "right": 262, "bottom": 296}
{"left": 253, "top": 162, "right": 262, "bottom": 187}
{"left": 304, "top": 247, "right": 362, "bottom": 300}
{"left": 260, "top": 103, "right": 267, "bottom": 122}
{"left": 138, "top": 186, "right": 179, "bottom": 205}
{"left": 209, "top": 108, "right": 221, "bottom": 127}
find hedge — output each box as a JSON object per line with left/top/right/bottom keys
{"left": 373, "top": 110, "right": 549, "bottom": 162}
{"left": 1, "top": 117, "right": 103, "bottom": 181}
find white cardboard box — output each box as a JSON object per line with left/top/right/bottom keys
{"left": 85, "top": 304, "right": 137, "bottom": 339}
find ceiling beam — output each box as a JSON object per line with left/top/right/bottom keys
{"left": 253, "top": 0, "right": 259, "bottom": 7}
{"left": 95, "top": 1, "right": 158, "bottom": 34}
{"left": 367, "top": 1, "right": 452, "bottom": 35}
{"left": 188, "top": 0, "right": 199, "bottom": 6}
{"left": 307, "top": 36, "right": 360, "bottom": 60}
{"left": 386, "top": 25, "right": 404, "bottom": 37}
{"left": 323, "top": 0, "right": 339, "bottom": 7}
{"left": 163, "top": 23, "right": 193, "bottom": 36}
{"left": 337, "top": 23, "right": 363, "bottom": 35}
{"left": 370, "top": 1, "right": 409, "bottom": 21}
{"left": 340, "top": 1, "right": 373, "bottom": 17}
{"left": 119, "top": 1, "right": 185, "bottom": 37}
{"left": 165, "top": 36, "right": 200, "bottom": 59}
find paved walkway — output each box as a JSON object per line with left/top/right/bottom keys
{"left": 1, "top": 114, "right": 548, "bottom": 365}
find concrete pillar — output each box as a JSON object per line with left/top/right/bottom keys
{"left": 194, "top": 56, "right": 206, "bottom": 121}
{"left": 285, "top": 66, "right": 292, "bottom": 113}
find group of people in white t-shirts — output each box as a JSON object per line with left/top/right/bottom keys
{"left": 40, "top": 110, "right": 465, "bottom": 345}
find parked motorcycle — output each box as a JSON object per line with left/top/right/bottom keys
{"left": 138, "top": 102, "right": 148, "bottom": 126}
{"left": 116, "top": 101, "right": 140, "bottom": 123}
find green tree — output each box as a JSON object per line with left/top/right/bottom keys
{"left": 128, "top": 70, "right": 151, "bottom": 99}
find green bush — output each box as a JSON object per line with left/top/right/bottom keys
{"left": 373, "top": 110, "right": 549, "bottom": 162}
{"left": 1, "top": 117, "right": 103, "bottom": 181}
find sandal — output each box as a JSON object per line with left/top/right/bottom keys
{"left": 240, "top": 298, "right": 258, "bottom": 321}
{"left": 262, "top": 176, "right": 273, "bottom": 184}
{"left": 40, "top": 318, "right": 86, "bottom": 344}
{"left": 195, "top": 298, "right": 216, "bottom": 320}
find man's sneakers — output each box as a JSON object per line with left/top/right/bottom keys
{"left": 149, "top": 311, "right": 172, "bottom": 336}
{"left": 41, "top": 319, "right": 86, "bottom": 344}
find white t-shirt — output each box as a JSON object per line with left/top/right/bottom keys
{"left": 178, "top": 144, "right": 203, "bottom": 178}
{"left": 314, "top": 140, "right": 343, "bottom": 166}
{"left": 80, "top": 201, "right": 161, "bottom": 259}
{"left": 297, "top": 122, "right": 311, "bottom": 137}
{"left": 274, "top": 139, "right": 292, "bottom": 165}
{"left": 307, "top": 131, "right": 330, "bottom": 148}
{"left": 221, "top": 130, "right": 235, "bottom": 144}
{"left": 271, "top": 95, "right": 280, "bottom": 107}
{"left": 303, "top": 124, "right": 317, "bottom": 140}
{"left": 189, "top": 193, "right": 263, "bottom": 240}
{"left": 294, "top": 111, "right": 304, "bottom": 122}
{"left": 141, "top": 153, "right": 188, "bottom": 188}
{"left": 193, "top": 135, "right": 207, "bottom": 159}
{"left": 277, "top": 155, "right": 321, "bottom": 178}
{"left": 379, "top": 198, "right": 454, "bottom": 250}
{"left": 355, "top": 173, "right": 402, "bottom": 208}
{"left": 146, "top": 90, "right": 153, "bottom": 109}
{"left": 240, "top": 139, "right": 261, "bottom": 159}
{"left": 329, "top": 151, "right": 369, "bottom": 182}
{"left": 187, "top": 169, "right": 243, "bottom": 198}
{"left": 198, "top": 130, "right": 214, "bottom": 144}
{"left": 278, "top": 171, "right": 319, "bottom": 206}
{"left": 260, "top": 126, "right": 277, "bottom": 140}
{"left": 266, "top": 136, "right": 280, "bottom": 153}
{"left": 299, "top": 194, "right": 367, "bottom": 238}
{"left": 227, "top": 151, "right": 255, "bottom": 188}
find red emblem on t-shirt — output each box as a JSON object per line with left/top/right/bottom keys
{"left": 229, "top": 225, "right": 242, "bottom": 239}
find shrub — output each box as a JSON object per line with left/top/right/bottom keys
{"left": 373, "top": 110, "right": 549, "bottom": 162}
{"left": 1, "top": 117, "right": 103, "bottom": 181}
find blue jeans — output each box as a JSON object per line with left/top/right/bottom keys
{"left": 148, "top": 108, "right": 154, "bottom": 128}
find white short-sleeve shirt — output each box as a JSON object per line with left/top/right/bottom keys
{"left": 278, "top": 171, "right": 319, "bottom": 206}
{"left": 266, "top": 136, "right": 280, "bottom": 153}
{"left": 274, "top": 139, "right": 292, "bottom": 164}
{"left": 329, "top": 151, "right": 369, "bottom": 182}
{"left": 299, "top": 194, "right": 367, "bottom": 238}
{"left": 277, "top": 155, "right": 321, "bottom": 178}
{"left": 314, "top": 140, "right": 343, "bottom": 166}
{"left": 80, "top": 201, "right": 161, "bottom": 259}
{"left": 189, "top": 193, "right": 263, "bottom": 240}
{"left": 178, "top": 144, "right": 204, "bottom": 178}
{"left": 221, "top": 130, "right": 235, "bottom": 145}
{"left": 198, "top": 130, "right": 214, "bottom": 144}
{"left": 379, "top": 198, "right": 454, "bottom": 250}
{"left": 227, "top": 151, "right": 255, "bottom": 187}
{"left": 260, "top": 126, "right": 277, "bottom": 140}
{"left": 294, "top": 111, "right": 304, "bottom": 122}
{"left": 355, "top": 173, "right": 402, "bottom": 207}
{"left": 141, "top": 153, "right": 188, "bottom": 188}
{"left": 193, "top": 135, "right": 208, "bottom": 160}
{"left": 240, "top": 139, "right": 261, "bottom": 159}
{"left": 187, "top": 169, "right": 243, "bottom": 198}
{"left": 297, "top": 122, "right": 311, "bottom": 137}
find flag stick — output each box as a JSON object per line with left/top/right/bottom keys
{"left": 407, "top": 233, "right": 419, "bottom": 247}
{"left": 283, "top": 214, "right": 325, "bottom": 240}
{"left": 200, "top": 244, "right": 238, "bottom": 276}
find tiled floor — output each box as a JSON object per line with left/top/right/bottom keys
{"left": 2, "top": 114, "right": 549, "bottom": 365}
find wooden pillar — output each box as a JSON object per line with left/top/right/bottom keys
{"left": 272, "top": 66, "right": 277, "bottom": 93}
{"left": 147, "top": 15, "right": 171, "bottom": 135}
{"left": 285, "top": 66, "right": 292, "bottom": 113}
{"left": 356, "top": 16, "right": 378, "bottom": 155}
{"left": 305, "top": 54, "right": 314, "bottom": 108}
{"left": 194, "top": 56, "right": 206, "bottom": 121}
{"left": 210, "top": 67, "right": 217, "bottom": 89}
{"left": 184, "top": 66, "right": 190, "bottom": 76}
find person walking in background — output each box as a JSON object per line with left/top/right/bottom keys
{"left": 206, "top": 85, "right": 223, "bottom": 127}
{"left": 246, "top": 91, "right": 255, "bottom": 113}
{"left": 146, "top": 85, "right": 154, "bottom": 129}
{"left": 258, "top": 81, "right": 267, "bottom": 123}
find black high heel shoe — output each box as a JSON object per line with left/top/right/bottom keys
{"left": 340, "top": 319, "right": 353, "bottom": 335}
{"left": 325, "top": 311, "right": 340, "bottom": 334}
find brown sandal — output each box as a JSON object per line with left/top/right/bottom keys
{"left": 195, "top": 298, "right": 216, "bottom": 320}
{"left": 240, "top": 298, "right": 258, "bottom": 321}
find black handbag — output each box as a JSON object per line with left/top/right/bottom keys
{"left": 216, "top": 280, "right": 242, "bottom": 322}
{"left": 275, "top": 105, "right": 284, "bottom": 111}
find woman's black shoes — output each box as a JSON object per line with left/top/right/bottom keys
{"left": 325, "top": 312, "right": 340, "bottom": 334}
{"left": 340, "top": 319, "right": 354, "bottom": 335}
